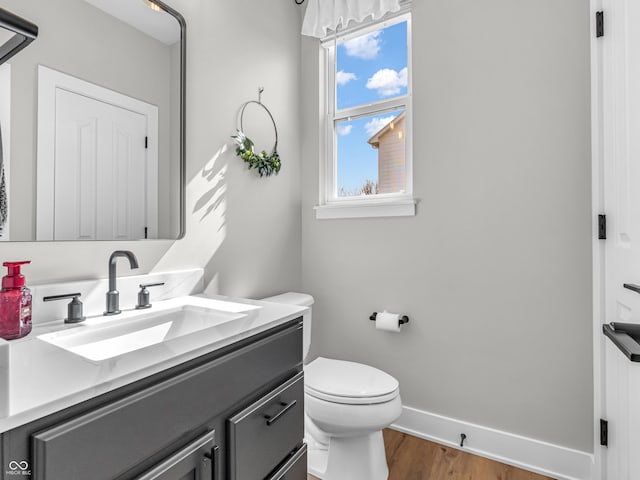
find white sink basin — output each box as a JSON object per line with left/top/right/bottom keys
{"left": 38, "top": 296, "right": 261, "bottom": 362}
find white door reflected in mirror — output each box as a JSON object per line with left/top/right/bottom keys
{"left": 36, "top": 66, "right": 159, "bottom": 241}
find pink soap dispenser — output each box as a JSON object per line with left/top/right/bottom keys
{"left": 0, "top": 261, "right": 32, "bottom": 340}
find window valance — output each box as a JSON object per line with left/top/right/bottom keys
{"left": 301, "top": 0, "right": 401, "bottom": 38}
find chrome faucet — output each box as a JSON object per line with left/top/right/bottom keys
{"left": 104, "top": 250, "right": 139, "bottom": 316}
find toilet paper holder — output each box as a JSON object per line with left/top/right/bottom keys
{"left": 369, "top": 312, "right": 410, "bottom": 325}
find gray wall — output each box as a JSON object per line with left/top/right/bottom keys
{"left": 301, "top": 0, "right": 593, "bottom": 451}
{"left": 0, "top": 0, "right": 302, "bottom": 299}
{"left": 3, "top": 0, "right": 177, "bottom": 239}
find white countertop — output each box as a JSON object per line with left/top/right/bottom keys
{"left": 0, "top": 294, "right": 307, "bottom": 433}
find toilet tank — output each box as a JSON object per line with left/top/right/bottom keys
{"left": 260, "top": 292, "right": 313, "bottom": 361}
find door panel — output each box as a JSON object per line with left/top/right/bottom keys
{"left": 54, "top": 89, "right": 147, "bottom": 240}
{"left": 602, "top": 0, "right": 640, "bottom": 478}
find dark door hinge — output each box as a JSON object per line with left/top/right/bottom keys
{"left": 600, "top": 419, "right": 608, "bottom": 447}
{"left": 144, "top": 227, "right": 148, "bottom": 239}
{"left": 145, "top": 136, "right": 148, "bottom": 149}
{"left": 596, "top": 11, "right": 604, "bottom": 38}
{"left": 598, "top": 214, "right": 606, "bottom": 240}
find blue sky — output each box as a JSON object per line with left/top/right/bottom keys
{"left": 336, "top": 21, "right": 407, "bottom": 195}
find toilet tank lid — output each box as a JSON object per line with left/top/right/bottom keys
{"left": 260, "top": 292, "right": 314, "bottom": 307}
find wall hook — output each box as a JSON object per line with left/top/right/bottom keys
{"left": 258, "top": 87, "right": 264, "bottom": 104}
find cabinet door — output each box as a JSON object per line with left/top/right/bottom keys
{"left": 136, "top": 431, "right": 215, "bottom": 480}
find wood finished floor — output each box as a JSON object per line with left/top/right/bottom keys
{"left": 308, "top": 429, "right": 555, "bottom": 480}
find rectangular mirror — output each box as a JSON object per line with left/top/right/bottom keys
{"left": 0, "top": 0, "right": 185, "bottom": 241}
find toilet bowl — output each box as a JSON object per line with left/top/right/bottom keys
{"left": 305, "top": 357, "right": 402, "bottom": 480}
{"left": 260, "top": 292, "right": 402, "bottom": 480}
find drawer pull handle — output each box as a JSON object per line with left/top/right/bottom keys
{"left": 624, "top": 283, "right": 640, "bottom": 294}
{"left": 264, "top": 400, "right": 297, "bottom": 426}
{"left": 204, "top": 445, "right": 220, "bottom": 480}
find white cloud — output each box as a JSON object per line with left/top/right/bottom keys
{"left": 337, "top": 124, "right": 353, "bottom": 136}
{"left": 336, "top": 71, "right": 357, "bottom": 86}
{"left": 342, "top": 31, "right": 381, "bottom": 60}
{"left": 365, "top": 115, "right": 395, "bottom": 137}
{"left": 366, "top": 67, "right": 408, "bottom": 97}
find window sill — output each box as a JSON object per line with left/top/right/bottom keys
{"left": 314, "top": 198, "right": 416, "bottom": 219}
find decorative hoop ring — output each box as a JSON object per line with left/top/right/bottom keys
{"left": 238, "top": 100, "right": 278, "bottom": 154}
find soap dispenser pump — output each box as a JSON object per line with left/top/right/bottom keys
{"left": 0, "top": 261, "right": 32, "bottom": 340}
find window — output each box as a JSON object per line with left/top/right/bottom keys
{"left": 316, "top": 9, "right": 414, "bottom": 219}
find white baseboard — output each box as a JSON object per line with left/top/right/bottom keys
{"left": 391, "top": 406, "right": 594, "bottom": 480}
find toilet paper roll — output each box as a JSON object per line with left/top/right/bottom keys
{"left": 376, "top": 311, "right": 401, "bottom": 333}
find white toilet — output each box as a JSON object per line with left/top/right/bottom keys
{"left": 261, "top": 292, "right": 402, "bottom": 480}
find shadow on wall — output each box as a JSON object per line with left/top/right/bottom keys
{"left": 194, "top": 144, "right": 228, "bottom": 224}
{"left": 152, "top": 143, "right": 229, "bottom": 284}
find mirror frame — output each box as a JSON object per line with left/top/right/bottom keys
{"left": 153, "top": 0, "right": 186, "bottom": 240}
{"left": 0, "top": 7, "right": 38, "bottom": 66}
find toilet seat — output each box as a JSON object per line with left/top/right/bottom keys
{"left": 304, "top": 357, "right": 399, "bottom": 405}
{"left": 305, "top": 385, "right": 399, "bottom": 405}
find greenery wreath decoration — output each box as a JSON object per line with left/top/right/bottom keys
{"left": 231, "top": 100, "right": 281, "bottom": 177}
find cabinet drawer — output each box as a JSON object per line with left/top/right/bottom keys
{"left": 228, "top": 372, "right": 304, "bottom": 480}
{"left": 136, "top": 430, "right": 215, "bottom": 480}
{"left": 268, "top": 445, "right": 307, "bottom": 480}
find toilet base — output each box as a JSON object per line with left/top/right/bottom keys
{"left": 307, "top": 430, "right": 389, "bottom": 480}
{"left": 307, "top": 444, "right": 328, "bottom": 478}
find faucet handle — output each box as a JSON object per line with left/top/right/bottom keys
{"left": 136, "top": 282, "right": 165, "bottom": 310}
{"left": 43, "top": 293, "right": 85, "bottom": 324}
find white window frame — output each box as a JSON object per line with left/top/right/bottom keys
{"left": 315, "top": 7, "right": 415, "bottom": 220}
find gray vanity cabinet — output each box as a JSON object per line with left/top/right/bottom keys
{"left": 0, "top": 319, "right": 304, "bottom": 480}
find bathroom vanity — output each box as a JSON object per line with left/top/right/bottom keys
{"left": 0, "top": 293, "right": 307, "bottom": 480}
{"left": 0, "top": 0, "right": 305, "bottom": 474}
